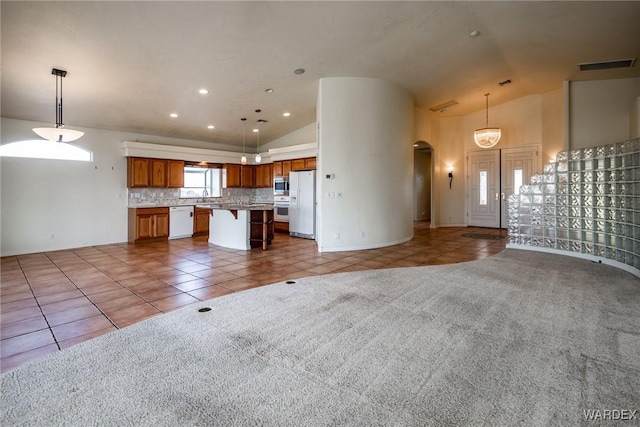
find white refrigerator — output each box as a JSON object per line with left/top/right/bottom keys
{"left": 289, "top": 170, "right": 316, "bottom": 239}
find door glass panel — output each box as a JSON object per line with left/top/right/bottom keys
{"left": 514, "top": 169, "right": 523, "bottom": 195}
{"left": 479, "top": 170, "right": 488, "bottom": 206}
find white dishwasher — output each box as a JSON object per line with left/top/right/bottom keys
{"left": 169, "top": 206, "right": 194, "bottom": 239}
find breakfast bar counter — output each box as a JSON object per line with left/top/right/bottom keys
{"left": 196, "top": 204, "right": 274, "bottom": 250}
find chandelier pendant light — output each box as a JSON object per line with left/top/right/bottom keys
{"left": 474, "top": 93, "right": 501, "bottom": 148}
{"left": 240, "top": 118, "right": 247, "bottom": 165}
{"left": 33, "top": 68, "right": 84, "bottom": 143}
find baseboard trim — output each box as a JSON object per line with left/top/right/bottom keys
{"left": 506, "top": 244, "right": 640, "bottom": 279}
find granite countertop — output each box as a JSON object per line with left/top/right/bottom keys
{"left": 195, "top": 203, "right": 274, "bottom": 211}
{"left": 129, "top": 203, "right": 274, "bottom": 210}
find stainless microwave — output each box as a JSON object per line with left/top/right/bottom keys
{"left": 274, "top": 177, "right": 289, "bottom": 195}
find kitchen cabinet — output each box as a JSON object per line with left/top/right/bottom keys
{"left": 291, "top": 157, "right": 316, "bottom": 171}
{"left": 282, "top": 160, "right": 292, "bottom": 176}
{"left": 224, "top": 164, "right": 241, "bottom": 187}
{"left": 255, "top": 164, "right": 273, "bottom": 188}
{"left": 272, "top": 161, "right": 283, "bottom": 177}
{"left": 241, "top": 165, "right": 255, "bottom": 188}
{"left": 128, "top": 207, "right": 169, "bottom": 243}
{"left": 273, "top": 160, "right": 291, "bottom": 178}
{"left": 193, "top": 207, "right": 210, "bottom": 236}
{"left": 127, "top": 157, "right": 184, "bottom": 188}
{"left": 150, "top": 159, "right": 167, "bottom": 187}
{"left": 167, "top": 160, "right": 185, "bottom": 188}
{"left": 291, "top": 158, "right": 305, "bottom": 172}
{"left": 304, "top": 157, "right": 316, "bottom": 170}
{"left": 128, "top": 157, "right": 150, "bottom": 188}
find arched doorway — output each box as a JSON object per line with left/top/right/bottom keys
{"left": 413, "top": 141, "right": 434, "bottom": 225}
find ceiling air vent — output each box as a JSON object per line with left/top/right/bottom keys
{"left": 578, "top": 58, "right": 636, "bottom": 72}
{"left": 429, "top": 100, "right": 459, "bottom": 113}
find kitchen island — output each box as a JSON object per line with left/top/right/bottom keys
{"left": 196, "top": 203, "right": 274, "bottom": 250}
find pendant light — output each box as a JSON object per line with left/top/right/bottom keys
{"left": 33, "top": 68, "right": 84, "bottom": 143}
{"left": 240, "top": 118, "right": 247, "bottom": 165}
{"left": 473, "top": 93, "right": 501, "bottom": 148}
{"left": 254, "top": 109, "right": 263, "bottom": 163}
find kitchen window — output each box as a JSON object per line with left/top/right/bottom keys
{"left": 180, "top": 166, "right": 222, "bottom": 198}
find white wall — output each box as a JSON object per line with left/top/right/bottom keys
{"left": 631, "top": 96, "right": 640, "bottom": 140}
{"left": 317, "top": 77, "right": 414, "bottom": 252}
{"left": 262, "top": 122, "right": 316, "bottom": 151}
{"left": 570, "top": 77, "right": 640, "bottom": 149}
{"left": 0, "top": 117, "right": 240, "bottom": 256}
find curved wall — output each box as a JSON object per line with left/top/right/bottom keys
{"left": 316, "top": 77, "right": 414, "bottom": 252}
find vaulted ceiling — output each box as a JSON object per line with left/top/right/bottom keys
{"left": 2, "top": 1, "right": 639, "bottom": 147}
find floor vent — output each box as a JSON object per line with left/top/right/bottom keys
{"left": 429, "top": 100, "right": 459, "bottom": 113}
{"left": 578, "top": 58, "right": 636, "bottom": 71}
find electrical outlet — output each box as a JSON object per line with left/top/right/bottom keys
{"left": 334, "top": 232, "right": 340, "bottom": 240}
{"left": 49, "top": 233, "right": 55, "bottom": 240}
{"left": 360, "top": 231, "right": 365, "bottom": 238}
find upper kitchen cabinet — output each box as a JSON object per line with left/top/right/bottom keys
{"left": 150, "top": 159, "right": 167, "bottom": 187}
{"left": 255, "top": 164, "right": 273, "bottom": 188}
{"left": 291, "top": 157, "right": 316, "bottom": 171}
{"left": 127, "top": 157, "right": 185, "bottom": 188}
{"left": 167, "top": 160, "right": 185, "bottom": 188}
{"left": 273, "top": 160, "right": 292, "bottom": 178}
{"left": 224, "top": 164, "right": 241, "bottom": 187}
{"left": 241, "top": 165, "right": 255, "bottom": 188}
{"left": 128, "top": 157, "right": 150, "bottom": 188}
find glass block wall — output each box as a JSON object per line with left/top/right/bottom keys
{"left": 507, "top": 139, "right": 640, "bottom": 277}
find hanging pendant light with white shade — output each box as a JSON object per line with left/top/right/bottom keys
{"left": 254, "top": 109, "right": 264, "bottom": 163}
{"left": 473, "top": 93, "right": 501, "bottom": 148}
{"left": 33, "top": 68, "right": 84, "bottom": 143}
{"left": 240, "top": 118, "right": 247, "bottom": 165}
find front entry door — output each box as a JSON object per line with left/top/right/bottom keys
{"left": 467, "top": 149, "right": 500, "bottom": 227}
{"left": 467, "top": 146, "right": 539, "bottom": 228}
{"left": 501, "top": 146, "right": 538, "bottom": 227}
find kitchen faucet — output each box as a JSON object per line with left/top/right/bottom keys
{"left": 201, "top": 188, "right": 208, "bottom": 202}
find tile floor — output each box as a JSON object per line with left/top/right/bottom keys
{"left": 1, "top": 222, "right": 506, "bottom": 372}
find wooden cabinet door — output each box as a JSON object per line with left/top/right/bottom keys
{"left": 167, "top": 160, "right": 184, "bottom": 188}
{"left": 193, "top": 208, "right": 210, "bottom": 235}
{"left": 291, "top": 159, "right": 305, "bottom": 171}
{"left": 241, "top": 165, "right": 255, "bottom": 188}
{"left": 135, "top": 214, "right": 154, "bottom": 240}
{"left": 128, "top": 157, "right": 150, "bottom": 188}
{"left": 282, "top": 160, "right": 292, "bottom": 176}
{"left": 154, "top": 213, "right": 169, "bottom": 237}
{"left": 255, "top": 164, "right": 272, "bottom": 187}
{"left": 272, "top": 161, "right": 283, "bottom": 177}
{"left": 224, "top": 164, "right": 241, "bottom": 187}
{"left": 150, "top": 159, "right": 167, "bottom": 187}
{"left": 304, "top": 157, "right": 317, "bottom": 170}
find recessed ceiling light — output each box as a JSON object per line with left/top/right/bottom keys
{"left": 207, "top": 125, "right": 215, "bottom": 129}
{"left": 170, "top": 113, "right": 178, "bottom": 118}
{"left": 294, "top": 68, "right": 305, "bottom": 75}
{"left": 199, "top": 88, "right": 209, "bottom": 95}
{"left": 253, "top": 128, "right": 259, "bottom": 133}
{"left": 469, "top": 30, "right": 480, "bottom": 38}
{"left": 283, "top": 112, "right": 290, "bottom": 117}
{"left": 265, "top": 88, "right": 273, "bottom": 93}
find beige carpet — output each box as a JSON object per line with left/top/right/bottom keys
{"left": 2, "top": 249, "right": 639, "bottom": 426}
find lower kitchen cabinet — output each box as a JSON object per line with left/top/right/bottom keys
{"left": 193, "top": 207, "right": 210, "bottom": 236}
{"left": 128, "top": 207, "right": 170, "bottom": 243}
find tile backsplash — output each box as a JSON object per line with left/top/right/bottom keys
{"left": 128, "top": 187, "right": 274, "bottom": 207}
